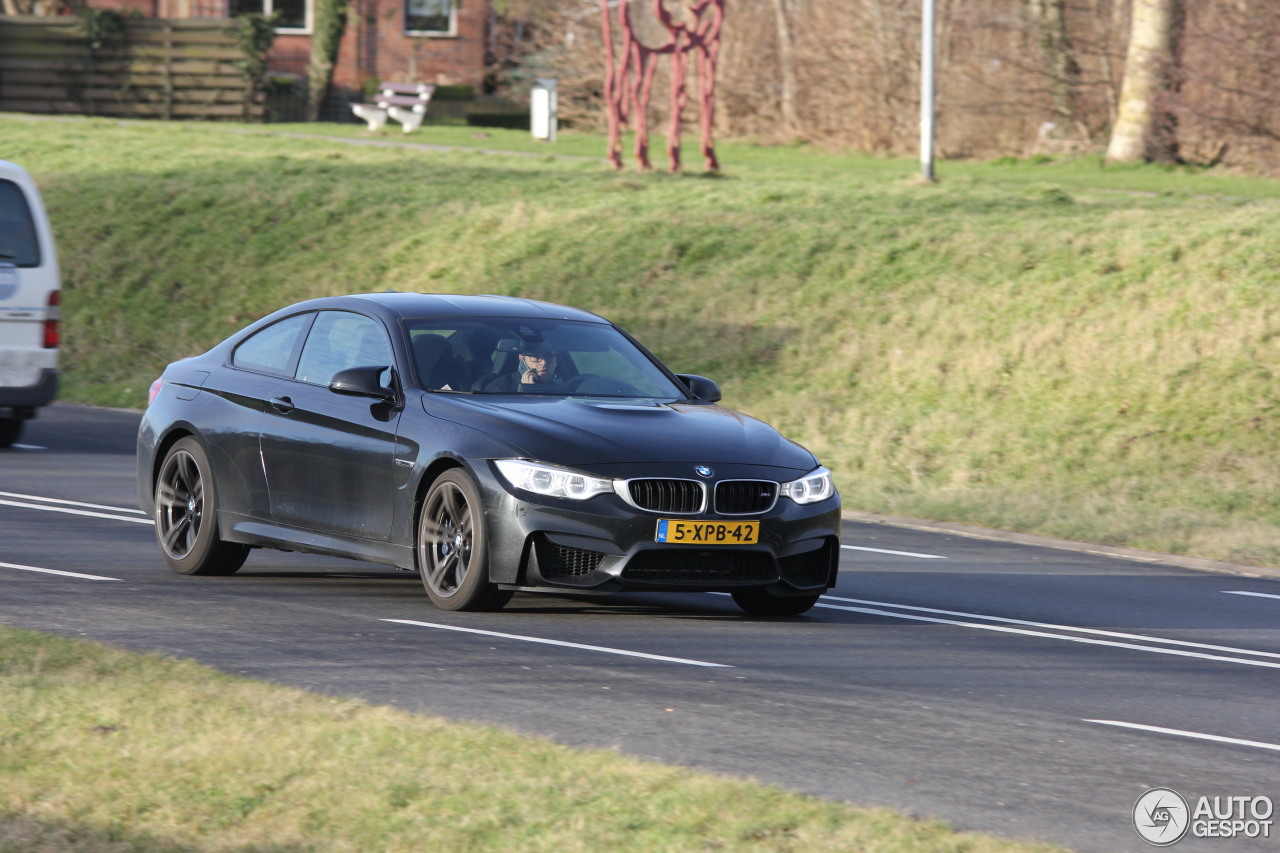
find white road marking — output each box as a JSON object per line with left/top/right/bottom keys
{"left": 0, "top": 491, "right": 147, "bottom": 514}
{"left": 0, "top": 498, "right": 153, "bottom": 525}
{"left": 10, "top": 444, "right": 46, "bottom": 451}
{"left": 1223, "top": 590, "right": 1280, "bottom": 601}
{"left": 841, "top": 545, "right": 947, "bottom": 559}
{"left": 814, "top": 601, "right": 1280, "bottom": 670}
{"left": 383, "top": 619, "right": 732, "bottom": 668}
{"left": 821, "top": 595, "right": 1280, "bottom": 660}
{"left": 0, "top": 561, "right": 121, "bottom": 581}
{"left": 1085, "top": 720, "right": 1280, "bottom": 753}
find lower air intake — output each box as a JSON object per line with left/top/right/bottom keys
{"left": 779, "top": 544, "right": 833, "bottom": 586}
{"left": 622, "top": 550, "right": 776, "bottom": 584}
{"left": 536, "top": 539, "right": 607, "bottom": 579}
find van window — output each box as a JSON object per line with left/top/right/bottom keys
{"left": 0, "top": 180, "right": 41, "bottom": 268}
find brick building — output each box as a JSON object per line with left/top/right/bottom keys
{"left": 85, "top": 0, "right": 488, "bottom": 94}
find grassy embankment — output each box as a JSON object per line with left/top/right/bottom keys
{"left": 0, "top": 623, "right": 1065, "bottom": 853}
{"left": 4, "top": 115, "right": 1272, "bottom": 852}
{"left": 5, "top": 115, "right": 1280, "bottom": 566}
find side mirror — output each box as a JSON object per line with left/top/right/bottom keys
{"left": 677, "top": 374, "right": 722, "bottom": 403}
{"left": 329, "top": 366, "right": 396, "bottom": 403}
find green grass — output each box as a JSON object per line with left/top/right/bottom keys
{"left": 6, "top": 113, "right": 1280, "bottom": 566}
{"left": 0, "top": 624, "right": 1065, "bottom": 853}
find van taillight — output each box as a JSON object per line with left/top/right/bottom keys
{"left": 43, "top": 290, "right": 60, "bottom": 349}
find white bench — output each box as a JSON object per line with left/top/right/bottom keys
{"left": 351, "top": 82, "right": 436, "bottom": 133}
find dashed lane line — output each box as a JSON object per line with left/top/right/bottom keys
{"left": 0, "top": 498, "right": 152, "bottom": 525}
{"left": 1085, "top": 720, "right": 1280, "bottom": 753}
{"left": 841, "top": 545, "right": 946, "bottom": 559}
{"left": 383, "top": 618, "right": 732, "bottom": 668}
{"left": 0, "top": 561, "right": 121, "bottom": 581}
{"left": 816, "top": 600, "right": 1280, "bottom": 670}
{"left": 1223, "top": 590, "right": 1280, "bottom": 601}
{"left": 822, "top": 595, "right": 1280, "bottom": 660}
{"left": 0, "top": 491, "right": 147, "bottom": 514}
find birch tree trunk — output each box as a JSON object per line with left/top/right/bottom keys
{"left": 770, "top": 0, "right": 799, "bottom": 136}
{"left": 1105, "top": 0, "right": 1183, "bottom": 164}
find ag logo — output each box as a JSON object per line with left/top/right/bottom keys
{"left": 0, "top": 264, "right": 17, "bottom": 301}
{"left": 1134, "top": 787, "right": 1190, "bottom": 846}
{"left": 694, "top": 465, "right": 714, "bottom": 478}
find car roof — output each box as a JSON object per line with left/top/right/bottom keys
{"left": 316, "top": 292, "right": 611, "bottom": 324}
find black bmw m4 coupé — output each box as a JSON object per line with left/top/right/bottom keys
{"left": 137, "top": 293, "right": 841, "bottom": 615}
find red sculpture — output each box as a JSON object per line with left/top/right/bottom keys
{"left": 601, "top": 0, "right": 725, "bottom": 172}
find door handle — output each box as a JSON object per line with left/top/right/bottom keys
{"left": 269, "top": 396, "right": 295, "bottom": 415}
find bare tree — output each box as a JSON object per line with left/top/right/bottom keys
{"left": 1106, "top": 0, "right": 1185, "bottom": 163}
{"left": 490, "top": 0, "right": 1280, "bottom": 175}
{"left": 770, "top": 0, "right": 799, "bottom": 136}
{"left": 1173, "top": 1, "right": 1280, "bottom": 166}
{"left": 1028, "top": 0, "right": 1079, "bottom": 122}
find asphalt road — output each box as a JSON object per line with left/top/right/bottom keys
{"left": 2, "top": 403, "right": 1277, "bottom": 852}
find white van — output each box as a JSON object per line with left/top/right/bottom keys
{"left": 0, "top": 160, "right": 60, "bottom": 448}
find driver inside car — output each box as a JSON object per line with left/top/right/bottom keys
{"left": 482, "top": 344, "right": 565, "bottom": 392}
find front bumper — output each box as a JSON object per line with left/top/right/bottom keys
{"left": 473, "top": 462, "right": 841, "bottom": 594}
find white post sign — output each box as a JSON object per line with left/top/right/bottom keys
{"left": 531, "top": 78, "right": 558, "bottom": 143}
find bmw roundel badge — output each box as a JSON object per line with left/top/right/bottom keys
{"left": 695, "top": 465, "right": 714, "bottom": 478}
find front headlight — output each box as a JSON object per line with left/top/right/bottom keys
{"left": 494, "top": 459, "right": 614, "bottom": 501}
{"left": 780, "top": 467, "right": 836, "bottom": 505}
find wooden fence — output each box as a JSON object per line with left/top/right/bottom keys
{"left": 0, "top": 15, "right": 262, "bottom": 121}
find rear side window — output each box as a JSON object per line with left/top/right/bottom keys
{"left": 232, "top": 313, "right": 313, "bottom": 376}
{"left": 0, "top": 180, "right": 41, "bottom": 268}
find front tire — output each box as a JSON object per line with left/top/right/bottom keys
{"left": 417, "top": 469, "right": 512, "bottom": 611}
{"left": 154, "top": 437, "right": 249, "bottom": 576}
{"left": 731, "top": 588, "right": 821, "bottom": 617}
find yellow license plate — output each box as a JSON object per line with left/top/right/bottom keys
{"left": 655, "top": 519, "right": 759, "bottom": 545}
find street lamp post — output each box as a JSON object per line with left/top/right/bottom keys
{"left": 920, "top": 0, "right": 937, "bottom": 182}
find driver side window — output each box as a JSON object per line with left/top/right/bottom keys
{"left": 296, "top": 311, "right": 393, "bottom": 386}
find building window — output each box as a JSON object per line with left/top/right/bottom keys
{"left": 231, "top": 0, "right": 308, "bottom": 32}
{"left": 405, "top": 0, "right": 454, "bottom": 35}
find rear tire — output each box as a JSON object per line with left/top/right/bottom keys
{"left": 731, "top": 588, "right": 821, "bottom": 617}
{"left": 0, "top": 417, "right": 22, "bottom": 448}
{"left": 417, "top": 469, "right": 512, "bottom": 611}
{"left": 154, "top": 437, "right": 249, "bottom": 576}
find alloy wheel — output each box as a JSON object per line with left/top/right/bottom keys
{"left": 156, "top": 449, "right": 204, "bottom": 560}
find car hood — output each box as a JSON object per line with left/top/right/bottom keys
{"left": 422, "top": 395, "right": 818, "bottom": 474}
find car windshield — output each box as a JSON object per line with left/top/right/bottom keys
{"left": 403, "top": 318, "right": 688, "bottom": 398}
